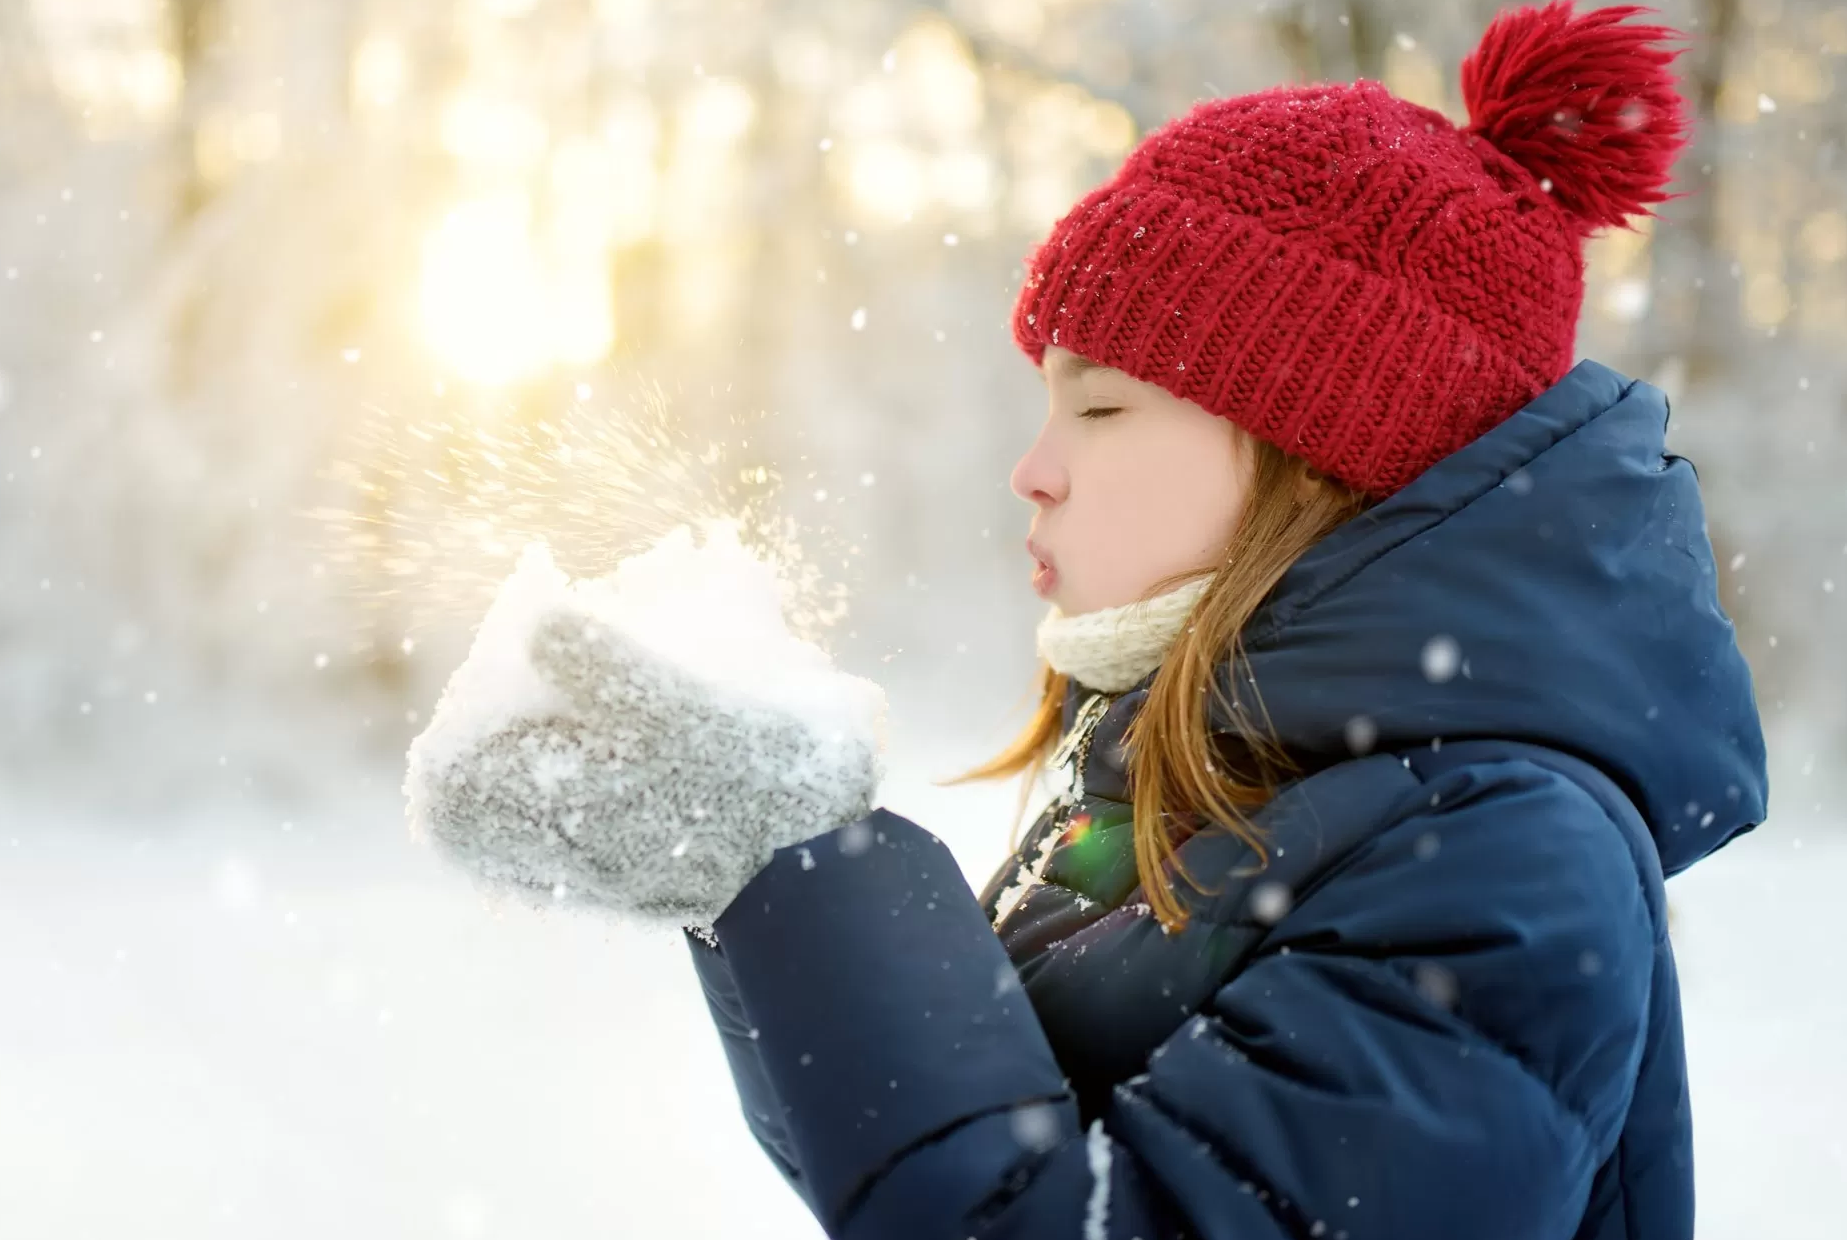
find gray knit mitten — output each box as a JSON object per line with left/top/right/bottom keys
{"left": 408, "top": 609, "right": 882, "bottom": 930}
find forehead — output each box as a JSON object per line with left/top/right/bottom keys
{"left": 1041, "top": 347, "right": 1121, "bottom": 382}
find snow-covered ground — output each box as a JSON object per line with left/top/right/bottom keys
{"left": 1, "top": 751, "right": 1838, "bottom": 1239}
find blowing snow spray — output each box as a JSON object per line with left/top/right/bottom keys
{"left": 313, "top": 381, "right": 855, "bottom": 658}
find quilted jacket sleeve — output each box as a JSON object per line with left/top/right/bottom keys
{"left": 697, "top": 758, "right": 1658, "bottom": 1240}
{"left": 685, "top": 929, "right": 816, "bottom": 1214}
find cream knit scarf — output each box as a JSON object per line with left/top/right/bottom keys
{"left": 1035, "top": 577, "right": 1211, "bottom": 693}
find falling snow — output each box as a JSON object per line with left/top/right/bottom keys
{"left": 2, "top": 5, "right": 1843, "bottom": 1238}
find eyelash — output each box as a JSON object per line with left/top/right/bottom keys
{"left": 1077, "top": 406, "right": 1123, "bottom": 420}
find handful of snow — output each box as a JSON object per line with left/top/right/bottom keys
{"left": 405, "top": 520, "right": 886, "bottom": 927}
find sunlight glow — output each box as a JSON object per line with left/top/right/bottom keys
{"left": 352, "top": 34, "right": 411, "bottom": 112}
{"left": 418, "top": 195, "right": 614, "bottom": 387}
{"left": 892, "top": 18, "right": 984, "bottom": 139}
{"left": 847, "top": 140, "right": 926, "bottom": 222}
{"left": 441, "top": 94, "right": 549, "bottom": 174}
{"left": 600, "top": 98, "right": 660, "bottom": 245}
{"left": 193, "top": 109, "right": 283, "bottom": 182}
{"left": 682, "top": 77, "right": 758, "bottom": 145}
{"left": 550, "top": 137, "right": 621, "bottom": 251}
{"left": 549, "top": 265, "right": 617, "bottom": 368}
{"left": 932, "top": 149, "right": 997, "bottom": 214}
{"left": 36, "top": 43, "right": 180, "bottom": 128}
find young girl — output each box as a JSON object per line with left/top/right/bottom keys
{"left": 414, "top": 4, "right": 1768, "bottom": 1237}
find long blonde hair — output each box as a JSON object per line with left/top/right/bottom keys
{"left": 951, "top": 439, "right": 1370, "bottom": 934}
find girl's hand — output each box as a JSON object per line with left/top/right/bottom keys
{"left": 409, "top": 608, "right": 882, "bottom": 930}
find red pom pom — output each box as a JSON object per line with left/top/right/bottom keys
{"left": 1461, "top": 2, "right": 1692, "bottom": 232}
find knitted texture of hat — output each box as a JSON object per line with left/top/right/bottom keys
{"left": 1011, "top": 2, "right": 1690, "bottom": 496}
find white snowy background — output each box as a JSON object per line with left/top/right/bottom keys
{"left": 2, "top": 1, "right": 1842, "bottom": 1237}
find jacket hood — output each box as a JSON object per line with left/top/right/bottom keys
{"left": 1212, "top": 358, "right": 1768, "bottom": 876}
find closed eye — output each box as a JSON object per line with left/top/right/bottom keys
{"left": 1077, "top": 406, "right": 1124, "bottom": 420}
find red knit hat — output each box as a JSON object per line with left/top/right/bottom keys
{"left": 1011, "top": 2, "right": 1691, "bottom": 496}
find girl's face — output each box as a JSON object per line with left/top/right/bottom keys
{"left": 1011, "top": 345, "right": 1257, "bottom": 616}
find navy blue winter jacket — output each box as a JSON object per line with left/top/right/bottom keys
{"left": 685, "top": 359, "right": 1768, "bottom": 1239}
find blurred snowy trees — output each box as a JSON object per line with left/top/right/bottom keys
{"left": 0, "top": 0, "right": 1840, "bottom": 805}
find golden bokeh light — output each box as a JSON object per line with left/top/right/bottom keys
{"left": 1383, "top": 41, "right": 1452, "bottom": 118}
{"left": 549, "top": 137, "right": 621, "bottom": 251}
{"left": 932, "top": 149, "right": 998, "bottom": 217}
{"left": 1800, "top": 212, "right": 1847, "bottom": 266}
{"left": 659, "top": 79, "right": 757, "bottom": 248}
{"left": 600, "top": 97, "right": 661, "bottom": 245}
{"left": 441, "top": 94, "right": 550, "bottom": 174}
{"left": 352, "top": 34, "right": 411, "bottom": 112}
{"left": 892, "top": 18, "right": 985, "bottom": 139}
{"left": 982, "top": 0, "right": 1048, "bottom": 45}
{"left": 682, "top": 76, "right": 758, "bottom": 145}
{"left": 418, "top": 194, "right": 614, "bottom": 387}
{"left": 57, "top": 46, "right": 182, "bottom": 123}
{"left": 193, "top": 109, "right": 282, "bottom": 182}
{"left": 1744, "top": 272, "right": 1793, "bottom": 328}
{"left": 847, "top": 140, "right": 928, "bottom": 222}
{"left": 548, "top": 265, "right": 618, "bottom": 368}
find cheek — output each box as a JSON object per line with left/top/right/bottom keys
{"left": 1122, "top": 428, "right": 1242, "bottom": 542}
{"left": 1057, "top": 452, "right": 1145, "bottom": 600}
{"left": 1141, "top": 440, "right": 1248, "bottom": 557}
{"left": 1060, "top": 428, "right": 1244, "bottom": 607}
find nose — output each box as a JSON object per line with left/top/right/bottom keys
{"left": 1009, "top": 420, "right": 1066, "bottom": 509}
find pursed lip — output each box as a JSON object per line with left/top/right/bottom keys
{"left": 1027, "top": 537, "right": 1059, "bottom": 598}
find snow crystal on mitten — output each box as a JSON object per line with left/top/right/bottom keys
{"left": 404, "top": 524, "right": 886, "bottom": 928}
